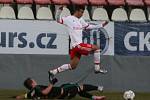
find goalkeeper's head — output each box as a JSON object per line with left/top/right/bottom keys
{"left": 24, "top": 78, "right": 37, "bottom": 90}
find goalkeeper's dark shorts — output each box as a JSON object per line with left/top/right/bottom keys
{"left": 59, "top": 83, "right": 80, "bottom": 99}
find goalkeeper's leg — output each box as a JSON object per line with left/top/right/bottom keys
{"left": 78, "top": 84, "right": 105, "bottom": 100}
{"left": 80, "top": 84, "right": 103, "bottom": 92}
{"left": 78, "top": 91, "right": 106, "bottom": 100}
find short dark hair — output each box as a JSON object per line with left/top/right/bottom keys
{"left": 24, "top": 78, "right": 33, "bottom": 90}
{"left": 71, "top": 5, "right": 85, "bottom": 14}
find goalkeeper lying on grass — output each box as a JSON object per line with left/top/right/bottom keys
{"left": 15, "top": 77, "right": 106, "bottom": 100}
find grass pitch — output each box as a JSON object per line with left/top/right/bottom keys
{"left": 0, "top": 89, "right": 150, "bottom": 100}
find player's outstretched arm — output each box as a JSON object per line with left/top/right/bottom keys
{"left": 80, "top": 18, "right": 108, "bottom": 29}
{"left": 86, "top": 21, "right": 108, "bottom": 29}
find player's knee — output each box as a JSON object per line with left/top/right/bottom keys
{"left": 94, "top": 49, "right": 100, "bottom": 53}
{"left": 69, "top": 63, "right": 78, "bottom": 69}
{"left": 92, "top": 45, "right": 99, "bottom": 51}
{"left": 70, "top": 65, "right": 77, "bottom": 70}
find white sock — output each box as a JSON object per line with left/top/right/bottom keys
{"left": 98, "top": 86, "right": 104, "bottom": 91}
{"left": 94, "top": 64, "right": 100, "bottom": 71}
{"left": 50, "top": 64, "right": 71, "bottom": 75}
{"left": 94, "top": 49, "right": 101, "bottom": 71}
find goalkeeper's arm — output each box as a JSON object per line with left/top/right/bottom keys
{"left": 41, "top": 84, "right": 53, "bottom": 95}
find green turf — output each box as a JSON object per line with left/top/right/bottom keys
{"left": 0, "top": 89, "right": 150, "bottom": 100}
